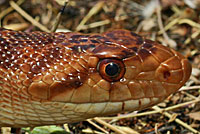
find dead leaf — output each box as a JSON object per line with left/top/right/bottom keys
{"left": 188, "top": 112, "right": 200, "bottom": 120}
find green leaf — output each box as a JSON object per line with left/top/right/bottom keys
{"left": 24, "top": 125, "right": 68, "bottom": 134}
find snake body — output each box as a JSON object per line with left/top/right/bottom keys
{"left": 0, "top": 28, "right": 191, "bottom": 127}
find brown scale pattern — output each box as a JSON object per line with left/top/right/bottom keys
{"left": 0, "top": 28, "right": 191, "bottom": 127}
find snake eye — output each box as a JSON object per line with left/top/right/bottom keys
{"left": 98, "top": 59, "right": 125, "bottom": 82}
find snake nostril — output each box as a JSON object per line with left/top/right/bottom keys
{"left": 163, "top": 71, "right": 170, "bottom": 79}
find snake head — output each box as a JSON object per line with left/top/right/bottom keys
{"left": 0, "top": 28, "right": 192, "bottom": 126}
{"left": 44, "top": 29, "right": 191, "bottom": 116}
{"left": 82, "top": 29, "right": 192, "bottom": 114}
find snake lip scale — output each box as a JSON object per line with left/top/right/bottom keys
{"left": 0, "top": 28, "right": 191, "bottom": 127}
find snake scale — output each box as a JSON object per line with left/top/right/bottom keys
{"left": 0, "top": 28, "right": 191, "bottom": 127}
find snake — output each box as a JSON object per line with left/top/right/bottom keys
{"left": 0, "top": 28, "right": 191, "bottom": 127}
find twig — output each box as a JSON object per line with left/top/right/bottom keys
{"left": 157, "top": 18, "right": 180, "bottom": 35}
{"left": 9, "top": 0, "right": 50, "bottom": 32}
{"left": 4, "top": 23, "right": 29, "bottom": 31}
{"left": 178, "top": 18, "right": 200, "bottom": 44}
{"left": 181, "top": 91, "right": 197, "bottom": 99}
{"left": 82, "top": 129, "right": 106, "bottom": 134}
{"left": 51, "top": 0, "right": 68, "bottom": 32}
{"left": 93, "top": 117, "right": 127, "bottom": 134}
{"left": 0, "top": 0, "right": 25, "bottom": 27}
{"left": 77, "top": 19, "right": 110, "bottom": 30}
{"left": 180, "top": 85, "right": 200, "bottom": 91}
{"left": 163, "top": 97, "right": 200, "bottom": 111}
{"left": 100, "top": 110, "right": 159, "bottom": 120}
{"left": 156, "top": 0, "right": 177, "bottom": 48}
{"left": 153, "top": 106, "right": 200, "bottom": 134}
{"left": 76, "top": 1, "right": 105, "bottom": 31}
{"left": 178, "top": 19, "right": 200, "bottom": 29}
{"left": 87, "top": 119, "right": 109, "bottom": 134}
{"left": 190, "top": 75, "right": 200, "bottom": 84}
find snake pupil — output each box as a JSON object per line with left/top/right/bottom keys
{"left": 105, "top": 63, "right": 119, "bottom": 77}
